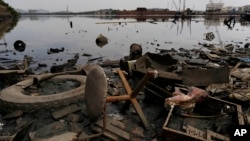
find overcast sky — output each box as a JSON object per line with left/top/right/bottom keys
{"left": 3, "top": 0, "right": 250, "bottom": 12}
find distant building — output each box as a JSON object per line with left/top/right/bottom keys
{"left": 136, "top": 7, "right": 147, "bottom": 12}
{"left": 206, "top": 2, "right": 224, "bottom": 12}
{"left": 241, "top": 5, "right": 250, "bottom": 13}
{"left": 222, "top": 6, "right": 237, "bottom": 13}
{"left": 238, "top": 7, "right": 243, "bottom": 13}
{"left": 148, "top": 8, "right": 168, "bottom": 11}
{"left": 136, "top": 7, "right": 147, "bottom": 16}
{"left": 28, "top": 10, "right": 37, "bottom": 14}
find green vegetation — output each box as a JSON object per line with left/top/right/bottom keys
{"left": 0, "top": 0, "right": 19, "bottom": 18}
{"left": 0, "top": 0, "right": 19, "bottom": 34}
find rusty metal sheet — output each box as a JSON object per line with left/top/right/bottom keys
{"left": 85, "top": 66, "right": 107, "bottom": 122}
{"left": 182, "top": 66, "right": 229, "bottom": 86}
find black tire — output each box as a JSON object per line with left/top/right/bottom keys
{"left": 0, "top": 75, "right": 86, "bottom": 111}
{"left": 14, "top": 40, "right": 26, "bottom": 52}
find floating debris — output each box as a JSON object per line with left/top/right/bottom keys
{"left": 88, "top": 56, "right": 105, "bottom": 62}
{"left": 95, "top": 34, "right": 108, "bottom": 47}
{"left": 50, "top": 54, "right": 79, "bottom": 73}
{"left": 47, "top": 47, "right": 65, "bottom": 54}
{"left": 204, "top": 32, "right": 215, "bottom": 41}
{"left": 82, "top": 53, "right": 92, "bottom": 57}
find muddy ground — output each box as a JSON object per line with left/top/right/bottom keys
{"left": 0, "top": 67, "right": 167, "bottom": 141}
{"left": 1, "top": 40, "right": 250, "bottom": 140}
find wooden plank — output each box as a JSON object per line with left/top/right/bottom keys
{"left": 185, "top": 125, "right": 206, "bottom": 139}
{"left": 108, "top": 117, "right": 126, "bottom": 129}
{"left": 92, "top": 126, "right": 119, "bottom": 141}
{"left": 52, "top": 104, "right": 81, "bottom": 119}
{"left": 207, "top": 130, "right": 230, "bottom": 141}
{"left": 95, "top": 119, "right": 131, "bottom": 140}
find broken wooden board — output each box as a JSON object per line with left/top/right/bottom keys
{"left": 185, "top": 125, "right": 206, "bottom": 139}
{"left": 207, "top": 130, "right": 230, "bottom": 141}
{"left": 52, "top": 104, "right": 81, "bottom": 119}
{"left": 93, "top": 117, "right": 144, "bottom": 141}
{"left": 92, "top": 126, "right": 120, "bottom": 141}
{"left": 162, "top": 96, "right": 244, "bottom": 141}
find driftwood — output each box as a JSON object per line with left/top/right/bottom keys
{"left": 0, "top": 59, "right": 29, "bottom": 74}
{"left": 99, "top": 60, "right": 120, "bottom": 67}
{"left": 33, "top": 72, "right": 67, "bottom": 85}
{"left": 88, "top": 56, "right": 105, "bottom": 62}
{"left": 50, "top": 54, "right": 79, "bottom": 73}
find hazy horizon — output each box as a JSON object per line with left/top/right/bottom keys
{"left": 3, "top": 0, "right": 250, "bottom": 12}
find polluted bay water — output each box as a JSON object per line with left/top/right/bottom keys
{"left": 0, "top": 15, "right": 250, "bottom": 73}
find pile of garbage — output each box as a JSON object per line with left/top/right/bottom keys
{"left": 0, "top": 40, "right": 250, "bottom": 141}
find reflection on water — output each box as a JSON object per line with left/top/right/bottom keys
{"left": 0, "top": 18, "right": 18, "bottom": 38}
{"left": 0, "top": 18, "right": 18, "bottom": 54}
{"left": 203, "top": 16, "right": 224, "bottom": 27}
{"left": 0, "top": 15, "right": 249, "bottom": 73}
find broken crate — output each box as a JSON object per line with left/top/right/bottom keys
{"left": 162, "top": 96, "right": 244, "bottom": 141}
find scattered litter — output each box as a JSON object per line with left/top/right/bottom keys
{"left": 204, "top": 32, "right": 215, "bottom": 41}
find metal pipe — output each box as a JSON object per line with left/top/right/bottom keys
{"left": 106, "top": 95, "right": 130, "bottom": 102}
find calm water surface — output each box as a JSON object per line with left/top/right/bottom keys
{"left": 1, "top": 15, "right": 250, "bottom": 73}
